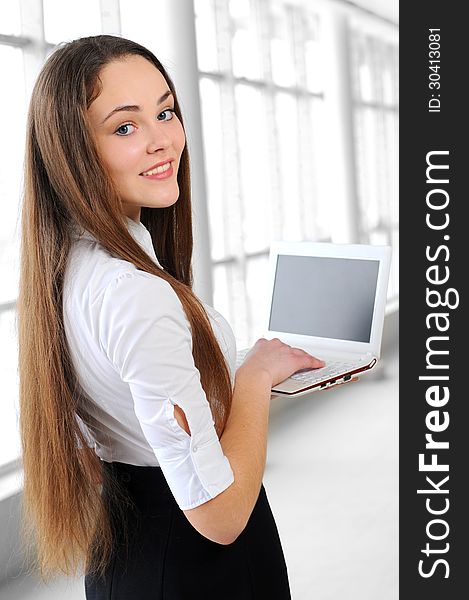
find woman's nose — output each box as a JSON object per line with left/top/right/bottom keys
{"left": 146, "top": 123, "right": 171, "bottom": 153}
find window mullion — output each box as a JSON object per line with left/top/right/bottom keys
{"left": 19, "top": 0, "right": 48, "bottom": 96}
{"left": 214, "top": 0, "right": 249, "bottom": 342}
{"left": 20, "top": 0, "right": 52, "bottom": 98}
{"left": 257, "top": 0, "right": 283, "bottom": 244}
{"left": 0, "top": 34, "right": 31, "bottom": 47}
{"left": 290, "top": 7, "right": 310, "bottom": 241}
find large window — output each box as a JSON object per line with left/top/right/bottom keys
{"left": 195, "top": 0, "right": 399, "bottom": 348}
{"left": 195, "top": 0, "right": 332, "bottom": 348}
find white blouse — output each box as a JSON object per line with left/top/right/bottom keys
{"left": 63, "top": 217, "right": 236, "bottom": 510}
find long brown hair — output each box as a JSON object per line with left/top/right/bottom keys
{"left": 17, "top": 35, "right": 232, "bottom": 579}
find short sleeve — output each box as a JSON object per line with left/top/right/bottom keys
{"left": 98, "top": 270, "right": 234, "bottom": 510}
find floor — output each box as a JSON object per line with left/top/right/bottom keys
{"left": 0, "top": 349, "right": 398, "bottom": 600}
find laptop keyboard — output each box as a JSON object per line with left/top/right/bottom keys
{"left": 236, "top": 348, "right": 360, "bottom": 384}
{"left": 289, "top": 361, "right": 358, "bottom": 383}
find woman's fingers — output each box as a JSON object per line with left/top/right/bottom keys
{"left": 291, "top": 347, "right": 325, "bottom": 369}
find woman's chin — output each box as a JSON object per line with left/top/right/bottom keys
{"left": 156, "top": 196, "right": 179, "bottom": 209}
{"left": 141, "top": 195, "right": 179, "bottom": 210}
{"left": 149, "top": 188, "right": 180, "bottom": 209}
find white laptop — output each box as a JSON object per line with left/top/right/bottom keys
{"left": 236, "top": 241, "right": 392, "bottom": 396}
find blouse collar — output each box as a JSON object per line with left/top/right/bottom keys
{"left": 74, "top": 217, "right": 163, "bottom": 268}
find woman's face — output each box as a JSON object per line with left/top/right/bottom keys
{"left": 88, "top": 55, "right": 186, "bottom": 222}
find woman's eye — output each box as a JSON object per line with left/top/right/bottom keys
{"left": 115, "top": 123, "right": 136, "bottom": 136}
{"left": 157, "top": 109, "right": 175, "bottom": 122}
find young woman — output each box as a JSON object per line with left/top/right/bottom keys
{"left": 17, "top": 35, "right": 325, "bottom": 599}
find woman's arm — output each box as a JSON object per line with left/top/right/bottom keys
{"left": 182, "top": 368, "right": 271, "bottom": 545}
{"left": 181, "top": 338, "right": 324, "bottom": 545}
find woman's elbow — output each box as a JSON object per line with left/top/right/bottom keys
{"left": 183, "top": 506, "right": 246, "bottom": 546}
{"left": 215, "top": 521, "right": 247, "bottom": 545}
{"left": 203, "top": 526, "right": 243, "bottom": 546}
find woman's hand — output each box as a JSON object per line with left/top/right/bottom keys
{"left": 236, "top": 337, "right": 325, "bottom": 388}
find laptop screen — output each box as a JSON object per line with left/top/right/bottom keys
{"left": 268, "top": 255, "right": 380, "bottom": 343}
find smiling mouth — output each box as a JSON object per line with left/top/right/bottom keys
{"left": 140, "top": 161, "right": 172, "bottom": 176}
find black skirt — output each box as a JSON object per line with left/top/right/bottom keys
{"left": 85, "top": 462, "right": 291, "bottom": 599}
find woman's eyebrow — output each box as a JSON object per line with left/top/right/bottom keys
{"left": 100, "top": 90, "right": 174, "bottom": 124}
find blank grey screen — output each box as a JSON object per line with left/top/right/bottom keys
{"left": 268, "top": 255, "right": 379, "bottom": 342}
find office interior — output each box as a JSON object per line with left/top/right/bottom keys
{"left": 0, "top": 1, "right": 398, "bottom": 598}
